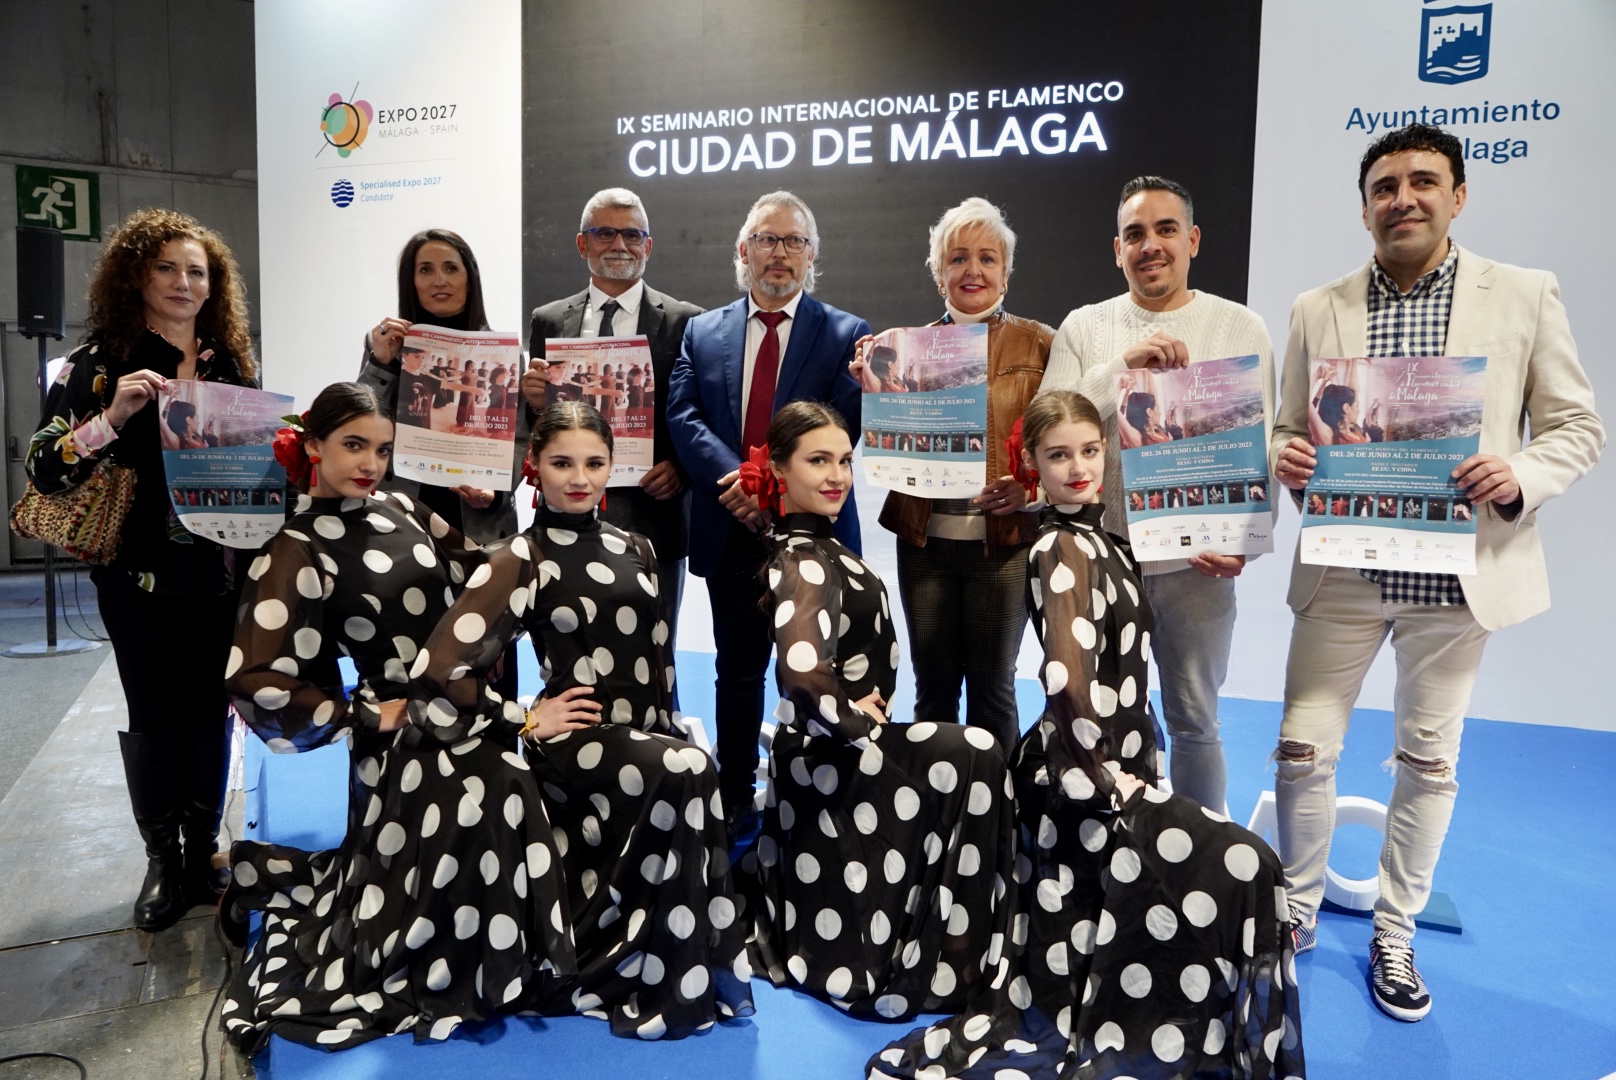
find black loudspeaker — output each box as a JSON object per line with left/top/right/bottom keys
{"left": 17, "top": 226, "right": 66, "bottom": 340}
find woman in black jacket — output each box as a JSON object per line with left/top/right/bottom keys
{"left": 26, "top": 207, "right": 259, "bottom": 932}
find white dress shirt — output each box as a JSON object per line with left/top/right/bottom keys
{"left": 740, "top": 290, "right": 804, "bottom": 422}
{"left": 579, "top": 279, "right": 646, "bottom": 338}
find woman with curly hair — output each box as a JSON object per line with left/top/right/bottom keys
{"left": 26, "top": 207, "right": 258, "bottom": 932}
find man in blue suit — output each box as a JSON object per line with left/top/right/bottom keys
{"left": 668, "top": 190, "right": 867, "bottom": 838}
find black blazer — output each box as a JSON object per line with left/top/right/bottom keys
{"left": 529, "top": 283, "right": 703, "bottom": 560}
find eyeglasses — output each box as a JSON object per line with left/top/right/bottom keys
{"left": 748, "top": 232, "right": 812, "bottom": 254}
{"left": 582, "top": 226, "right": 649, "bottom": 246}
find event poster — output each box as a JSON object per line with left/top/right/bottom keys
{"left": 1116, "top": 354, "right": 1274, "bottom": 558}
{"left": 394, "top": 326, "right": 522, "bottom": 491}
{"left": 1300, "top": 356, "right": 1486, "bottom": 574}
{"left": 159, "top": 381, "right": 295, "bottom": 549}
{"left": 859, "top": 323, "right": 989, "bottom": 497}
{"left": 540, "top": 336, "right": 655, "bottom": 485}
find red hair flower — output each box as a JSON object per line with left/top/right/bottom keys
{"left": 1005, "top": 416, "right": 1039, "bottom": 500}
{"left": 737, "top": 443, "right": 782, "bottom": 515}
{"left": 272, "top": 426, "right": 310, "bottom": 487}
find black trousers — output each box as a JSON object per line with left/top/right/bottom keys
{"left": 705, "top": 523, "right": 773, "bottom": 815}
{"left": 95, "top": 568, "right": 235, "bottom": 800}
{"left": 895, "top": 537, "right": 1031, "bottom": 755}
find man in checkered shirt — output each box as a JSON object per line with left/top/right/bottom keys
{"left": 1270, "top": 124, "right": 1604, "bottom": 1023}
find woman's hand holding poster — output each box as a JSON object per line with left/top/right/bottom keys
{"left": 859, "top": 323, "right": 989, "bottom": 497}
{"left": 1299, "top": 356, "right": 1487, "bottom": 574}
{"left": 1116, "top": 354, "right": 1275, "bottom": 558}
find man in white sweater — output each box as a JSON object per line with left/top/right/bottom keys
{"left": 1039, "top": 176, "right": 1275, "bottom": 814}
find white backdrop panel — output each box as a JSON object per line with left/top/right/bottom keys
{"left": 255, "top": 0, "right": 523, "bottom": 412}
{"left": 1243, "top": 0, "right": 1616, "bottom": 729}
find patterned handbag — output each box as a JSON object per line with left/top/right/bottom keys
{"left": 9, "top": 458, "right": 138, "bottom": 564}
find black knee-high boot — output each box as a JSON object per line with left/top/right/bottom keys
{"left": 179, "top": 719, "right": 232, "bottom": 907}
{"left": 118, "top": 730, "right": 186, "bottom": 931}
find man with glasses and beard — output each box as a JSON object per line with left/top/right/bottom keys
{"left": 668, "top": 190, "right": 867, "bottom": 843}
{"left": 528, "top": 187, "right": 703, "bottom": 650}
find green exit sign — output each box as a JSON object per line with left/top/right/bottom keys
{"left": 15, "top": 165, "right": 100, "bottom": 241}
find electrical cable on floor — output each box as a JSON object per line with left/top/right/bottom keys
{"left": 0, "top": 1052, "right": 89, "bottom": 1078}
{"left": 200, "top": 780, "right": 245, "bottom": 1079}
{"left": 65, "top": 565, "right": 108, "bottom": 642}
{"left": 199, "top": 902, "right": 238, "bottom": 1080}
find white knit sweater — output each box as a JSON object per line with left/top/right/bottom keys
{"left": 1039, "top": 290, "right": 1276, "bottom": 575}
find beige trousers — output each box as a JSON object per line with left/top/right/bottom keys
{"left": 1275, "top": 567, "right": 1491, "bottom": 938}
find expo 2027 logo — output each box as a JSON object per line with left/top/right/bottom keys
{"left": 1419, "top": 1, "right": 1492, "bottom": 84}
{"left": 318, "top": 84, "right": 373, "bottom": 158}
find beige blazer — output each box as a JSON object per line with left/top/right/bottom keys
{"left": 1269, "top": 247, "right": 1605, "bottom": 631}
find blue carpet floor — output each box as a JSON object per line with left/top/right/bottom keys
{"left": 247, "top": 651, "right": 1616, "bottom": 1079}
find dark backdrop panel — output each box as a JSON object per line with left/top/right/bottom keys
{"left": 523, "top": 0, "right": 1263, "bottom": 334}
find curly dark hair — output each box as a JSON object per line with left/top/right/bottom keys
{"left": 1358, "top": 123, "right": 1465, "bottom": 201}
{"left": 85, "top": 208, "right": 256, "bottom": 379}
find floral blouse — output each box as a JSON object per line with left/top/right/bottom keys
{"left": 26, "top": 330, "right": 257, "bottom": 594}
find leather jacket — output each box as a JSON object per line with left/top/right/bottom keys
{"left": 879, "top": 309, "right": 1053, "bottom": 548}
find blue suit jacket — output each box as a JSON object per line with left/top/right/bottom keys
{"left": 668, "top": 293, "right": 868, "bottom": 577}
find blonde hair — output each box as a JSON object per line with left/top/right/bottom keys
{"left": 926, "top": 196, "right": 1016, "bottom": 289}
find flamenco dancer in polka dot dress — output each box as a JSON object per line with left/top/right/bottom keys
{"left": 737, "top": 402, "right": 1015, "bottom": 1021}
{"left": 219, "top": 384, "right": 574, "bottom": 1053}
{"left": 871, "top": 391, "right": 1304, "bottom": 1079}
{"left": 413, "top": 402, "right": 753, "bottom": 1040}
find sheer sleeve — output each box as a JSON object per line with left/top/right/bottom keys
{"left": 407, "top": 535, "right": 533, "bottom": 747}
{"left": 394, "top": 490, "right": 487, "bottom": 582}
{"left": 769, "top": 542, "right": 876, "bottom": 744}
{"left": 1029, "top": 529, "right": 1119, "bottom": 814}
{"left": 228, "top": 531, "right": 376, "bottom": 751}
{"left": 26, "top": 344, "right": 117, "bottom": 495}
{"left": 630, "top": 532, "right": 682, "bottom": 732}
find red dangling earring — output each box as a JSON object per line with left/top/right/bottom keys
{"left": 599, "top": 491, "right": 608, "bottom": 513}
{"left": 307, "top": 454, "right": 321, "bottom": 490}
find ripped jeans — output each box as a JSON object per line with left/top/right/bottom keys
{"left": 1274, "top": 567, "right": 1491, "bottom": 938}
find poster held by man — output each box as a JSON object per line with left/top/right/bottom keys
{"left": 1298, "top": 354, "right": 1486, "bottom": 574}
{"left": 541, "top": 335, "right": 656, "bottom": 484}
{"left": 1115, "top": 353, "right": 1274, "bottom": 558}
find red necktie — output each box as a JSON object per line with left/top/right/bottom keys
{"left": 742, "top": 310, "right": 788, "bottom": 452}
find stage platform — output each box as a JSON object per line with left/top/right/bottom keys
{"left": 246, "top": 651, "right": 1616, "bottom": 1080}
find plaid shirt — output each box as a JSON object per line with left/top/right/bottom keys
{"left": 1359, "top": 242, "right": 1467, "bottom": 606}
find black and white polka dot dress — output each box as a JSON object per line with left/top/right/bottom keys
{"left": 739, "top": 513, "right": 1015, "bottom": 1021}
{"left": 870, "top": 503, "right": 1305, "bottom": 1079}
{"left": 219, "top": 492, "right": 574, "bottom": 1053}
{"left": 411, "top": 504, "right": 754, "bottom": 1040}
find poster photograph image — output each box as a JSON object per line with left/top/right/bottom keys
{"left": 159, "top": 380, "right": 295, "bottom": 548}
{"left": 859, "top": 322, "right": 989, "bottom": 497}
{"left": 1299, "top": 355, "right": 1487, "bottom": 574}
{"left": 540, "top": 336, "right": 655, "bottom": 485}
{"left": 394, "top": 326, "right": 523, "bottom": 490}
{"left": 1116, "top": 354, "right": 1274, "bottom": 558}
